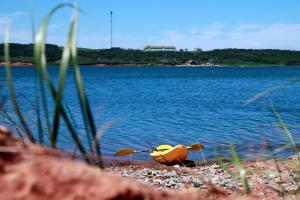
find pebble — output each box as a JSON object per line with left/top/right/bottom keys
{"left": 193, "top": 182, "right": 202, "bottom": 188}
{"left": 170, "top": 170, "right": 177, "bottom": 176}
{"left": 107, "top": 159, "right": 298, "bottom": 199}
{"left": 121, "top": 171, "right": 129, "bottom": 177}
{"left": 153, "top": 179, "right": 163, "bottom": 186}
{"left": 165, "top": 179, "right": 177, "bottom": 187}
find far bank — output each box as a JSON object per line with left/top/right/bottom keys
{"left": 1, "top": 43, "right": 300, "bottom": 67}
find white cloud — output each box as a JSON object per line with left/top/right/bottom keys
{"left": 76, "top": 23, "right": 300, "bottom": 50}
{"left": 0, "top": 11, "right": 28, "bottom": 18}
{"left": 0, "top": 11, "right": 28, "bottom": 23}
{"left": 2, "top": 19, "right": 300, "bottom": 51}
{"left": 146, "top": 23, "right": 300, "bottom": 50}
{"left": 0, "top": 26, "right": 31, "bottom": 45}
{"left": 0, "top": 11, "right": 30, "bottom": 43}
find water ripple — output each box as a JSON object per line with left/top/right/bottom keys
{"left": 1, "top": 66, "right": 300, "bottom": 160}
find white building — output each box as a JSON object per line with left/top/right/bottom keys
{"left": 144, "top": 46, "right": 176, "bottom": 52}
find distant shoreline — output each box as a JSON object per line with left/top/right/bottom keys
{"left": 2, "top": 43, "right": 300, "bottom": 67}
{"left": 1, "top": 61, "right": 300, "bottom": 68}
{"left": 0, "top": 62, "right": 33, "bottom": 67}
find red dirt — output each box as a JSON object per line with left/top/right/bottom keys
{"left": 0, "top": 126, "right": 257, "bottom": 200}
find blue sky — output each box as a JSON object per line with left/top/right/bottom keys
{"left": 1, "top": 0, "right": 300, "bottom": 50}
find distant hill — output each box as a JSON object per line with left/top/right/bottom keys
{"left": 1, "top": 43, "right": 300, "bottom": 66}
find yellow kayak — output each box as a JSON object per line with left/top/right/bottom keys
{"left": 150, "top": 144, "right": 188, "bottom": 164}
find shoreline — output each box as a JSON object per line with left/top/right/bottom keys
{"left": 105, "top": 156, "right": 299, "bottom": 199}
{"left": 103, "top": 153, "right": 294, "bottom": 168}
{"left": 1, "top": 61, "right": 300, "bottom": 67}
{"left": 1, "top": 63, "right": 299, "bottom": 68}
{"left": 0, "top": 61, "right": 33, "bottom": 66}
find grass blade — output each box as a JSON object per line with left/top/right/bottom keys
{"left": 4, "top": 25, "right": 35, "bottom": 142}
{"left": 51, "top": 11, "right": 76, "bottom": 147}
{"left": 245, "top": 79, "right": 300, "bottom": 105}
{"left": 271, "top": 106, "right": 299, "bottom": 159}
{"left": 1, "top": 109, "right": 26, "bottom": 139}
{"left": 33, "top": 4, "right": 74, "bottom": 141}
{"left": 229, "top": 144, "right": 251, "bottom": 194}
{"left": 30, "top": 0, "right": 45, "bottom": 145}
{"left": 34, "top": 88, "right": 44, "bottom": 144}
{"left": 33, "top": 3, "right": 91, "bottom": 163}
{"left": 69, "top": 5, "right": 103, "bottom": 168}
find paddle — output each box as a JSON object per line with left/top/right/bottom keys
{"left": 115, "top": 149, "right": 150, "bottom": 156}
{"left": 115, "top": 144, "right": 204, "bottom": 156}
{"left": 186, "top": 144, "right": 204, "bottom": 151}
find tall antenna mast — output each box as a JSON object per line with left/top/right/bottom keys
{"left": 110, "top": 10, "right": 113, "bottom": 48}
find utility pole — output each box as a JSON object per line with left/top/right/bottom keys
{"left": 110, "top": 10, "right": 113, "bottom": 49}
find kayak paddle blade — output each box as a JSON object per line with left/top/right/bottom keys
{"left": 115, "top": 149, "right": 135, "bottom": 156}
{"left": 187, "top": 144, "right": 204, "bottom": 151}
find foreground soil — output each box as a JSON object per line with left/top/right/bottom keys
{"left": 0, "top": 126, "right": 258, "bottom": 200}
{"left": 0, "top": 126, "right": 297, "bottom": 199}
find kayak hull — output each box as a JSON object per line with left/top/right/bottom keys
{"left": 150, "top": 145, "right": 188, "bottom": 164}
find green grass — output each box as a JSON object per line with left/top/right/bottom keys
{"left": 3, "top": 3, "right": 104, "bottom": 168}
{"left": 4, "top": 26, "right": 35, "bottom": 142}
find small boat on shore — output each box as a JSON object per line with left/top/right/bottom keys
{"left": 150, "top": 144, "right": 188, "bottom": 164}
{"left": 115, "top": 143, "right": 204, "bottom": 165}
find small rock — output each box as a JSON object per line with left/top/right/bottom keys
{"left": 183, "top": 176, "right": 193, "bottom": 184}
{"left": 164, "top": 170, "right": 177, "bottom": 177}
{"left": 140, "top": 168, "right": 150, "bottom": 176}
{"left": 153, "top": 179, "right": 163, "bottom": 186}
{"left": 144, "top": 178, "right": 153, "bottom": 184}
{"left": 165, "top": 178, "right": 177, "bottom": 187}
{"left": 193, "top": 182, "right": 202, "bottom": 188}
{"left": 152, "top": 171, "right": 158, "bottom": 176}
{"left": 173, "top": 164, "right": 180, "bottom": 169}
{"left": 224, "top": 174, "right": 232, "bottom": 179}
{"left": 226, "top": 182, "right": 235, "bottom": 189}
{"left": 170, "top": 170, "right": 177, "bottom": 176}
{"left": 121, "top": 171, "right": 129, "bottom": 177}
{"left": 211, "top": 177, "right": 219, "bottom": 184}
{"left": 211, "top": 164, "right": 220, "bottom": 169}
{"left": 176, "top": 183, "right": 184, "bottom": 188}
{"left": 268, "top": 174, "right": 277, "bottom": 179}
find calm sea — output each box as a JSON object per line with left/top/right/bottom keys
{"left": 1, "top": 66, "right": 300, "bottom": 161}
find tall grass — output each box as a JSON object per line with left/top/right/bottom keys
{"left": 3, "top": 3, "right": 104, "bottom": 168}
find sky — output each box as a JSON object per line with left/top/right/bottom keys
{"left": 1, "top": 0, "right": 300, "bottom": 50}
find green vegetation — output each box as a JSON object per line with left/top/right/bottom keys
{"left": 2, "top": 3, "right": 104, "bottom": 168}
{"left": 1, "top": 44, "right": 300, "bottom": 66}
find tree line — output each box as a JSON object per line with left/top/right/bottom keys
{"left": 1, "top": 43, "right": 300, "bottom": 66}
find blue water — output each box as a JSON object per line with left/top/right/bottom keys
{"left": 1, "top": 66, "right": 300, "bottom": 161}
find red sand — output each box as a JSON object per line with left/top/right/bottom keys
{"left": 0, "top": 62, "right": 33, "bottom": 66}
{"left": 0, "top": 126, "right": 259, "bottom": 200}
